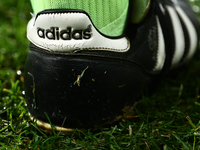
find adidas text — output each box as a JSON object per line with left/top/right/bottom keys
{"left": 37, "top": 27, "right": 92, "bottom": 40}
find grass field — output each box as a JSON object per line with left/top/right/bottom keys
{"left": 1, "top": 0, "right": 200, "bottom": 149}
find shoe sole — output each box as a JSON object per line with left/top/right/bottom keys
{"left": 25, "top": 46, "right": 153, "bottom": 128}
{"left": 30, "top": 115, "right": 87, "bottom": 133}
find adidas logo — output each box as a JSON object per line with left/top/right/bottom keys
{"left": 37, "top": 27, "right": 92, "bottom": 40}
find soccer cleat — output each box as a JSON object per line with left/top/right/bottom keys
{"left": 25, "top": 0, "right": 200, "bottom": 131}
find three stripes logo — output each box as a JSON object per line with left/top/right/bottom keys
{"left": 156, "top": 4, "right": 198, "bottom": 69}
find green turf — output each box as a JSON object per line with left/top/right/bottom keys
{"left": 1, "top": 0, "right": 200, "bottom": 149}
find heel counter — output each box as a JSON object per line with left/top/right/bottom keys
{"left": 27, "top": 10, "right": 130, "bottom": 53}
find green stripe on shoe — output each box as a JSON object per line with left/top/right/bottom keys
{"left": 30, "top": 0, "right": 129, "bottom": 37}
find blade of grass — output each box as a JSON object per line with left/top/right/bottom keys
{"left": 44, "top": 112, "right": 57, "bottom": 136}
{"left": 173, "top": 133, "right": 190, "bottom": 150}
{"left": 30, "top": 122, "right": 48, "bottom": 138}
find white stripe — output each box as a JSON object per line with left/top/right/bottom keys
{"left": 166, "top": 6, "right": 185, "bottom": 68}
{"left": 153, "top": 16, "right": 166, "bottom": 71}
{"left": 176, "top": 6, "right": 198, "bottom": 62}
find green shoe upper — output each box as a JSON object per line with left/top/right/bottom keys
{"left": 130, "top": 0, "right": 151, "bottom": 24}
{"left": 30, "top": 0, "right": 153, "bottom": 37}
{"left": 30, "top": 0, "right": 129, "bottom": 37}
